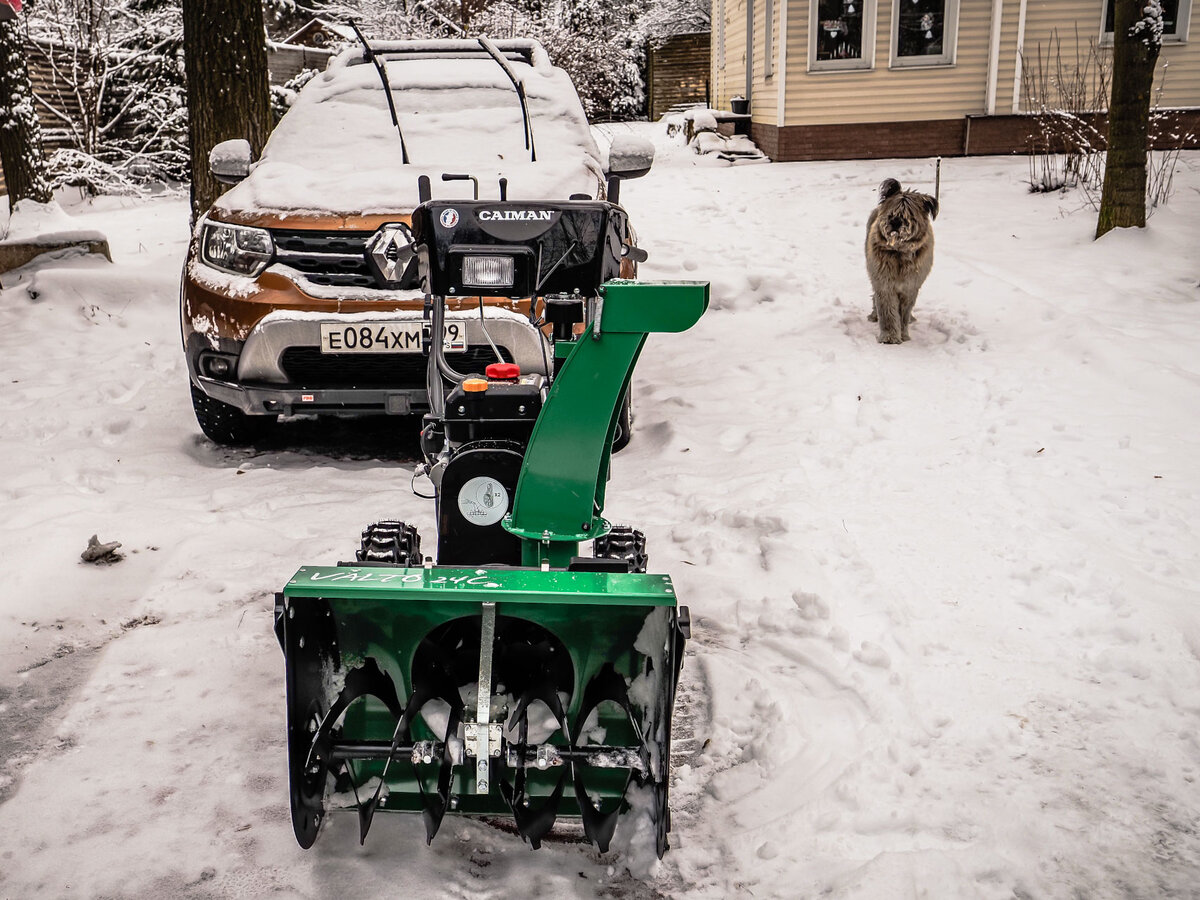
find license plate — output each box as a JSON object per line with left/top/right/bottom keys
{"left": 319, "top": 321, "right": 466, "bottom": 354}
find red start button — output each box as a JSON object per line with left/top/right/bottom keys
{"left": 485, "top": 363, "right": 520, "bottom": 380}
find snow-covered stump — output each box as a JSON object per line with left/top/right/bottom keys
{"left": 0, "top": 199, "right": 111, "bottom": 274}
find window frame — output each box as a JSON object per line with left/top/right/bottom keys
{"left": 1100, "top": 0, "right": 1192, "bottom": 45}
{"left": 889, "top": 0, "right": 960, "bottom": 68}
{"left": 809, "top": 0, "right": 878, "bottom": 72}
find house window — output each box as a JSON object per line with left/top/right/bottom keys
{"left": 892, "top": 0, "right": 959, "bottom": 67}
{"left": 811, "top": 0, "right": 876, "bottom": 70}
{"left": 1103, "top": 0, "right": 1191, "bottom": 42}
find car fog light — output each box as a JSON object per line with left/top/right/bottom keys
{"left": 208, "top": 357, "right": 231, "bottom": 376}
{"left": 462, "top": 255, "right": 515, "bottom": 288}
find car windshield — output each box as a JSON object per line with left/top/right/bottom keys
{"left": 216, "top": 49, "right": 605, "bottom": 218}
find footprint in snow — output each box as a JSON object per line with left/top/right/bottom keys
{"left": 638, "top": 419, "right": 673, "bottom": 448}
{"left": 792, "top": 591, "right": 830, "bottom": 621}
{"left": 853, "top": 641, "right": 892, "bottom": 669}
{"left": 717, "top": 427, "right": 750, "bottom": 454}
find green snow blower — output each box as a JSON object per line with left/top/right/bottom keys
{"left": 275, "top": 175, "right": 708, "bottom": 857}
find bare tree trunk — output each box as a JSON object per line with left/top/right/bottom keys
{"left": 181, "top": 0, "right": 271, "bottom": 224}
{"left": 0, "top": 17, "right": 52, "bottom": 212}
{"left": 1096, "top": 0, "right": 1161, "bottom": 238}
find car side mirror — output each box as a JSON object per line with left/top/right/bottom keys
{"left": 607, "top": 135, "right": 655, "bottom": 180}
{"left": 209, "top": 139, "right": 252, "bottom": 185}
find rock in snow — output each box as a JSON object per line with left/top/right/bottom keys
{"left": 80, "top": 534, "right": 123, "bottom": 564}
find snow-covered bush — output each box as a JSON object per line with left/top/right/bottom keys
{"left": 1019, "top": 31, "right": 1110, "bottom": 194}
{"left": 542, "top": 26, "right": 645, "bottom": 121}
{"left": 270, "top": 67, "right": 320, "bottom": 123}
{"left": 469, "top": 0, "right": 646, "bottom": 121}
{"left": 1019, "top": 26, "right": 1188, "bottom": 212}
{"left": 26, "top": 0, "right": 188, "bottom": 192}
{"left": 639, "top": 0, "right": 710, "bottom": 48}
{"left": 325, "top": 0, "right": 649, "bottom": 121}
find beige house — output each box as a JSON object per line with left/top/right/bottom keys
{"left": 710, "top": 0, "right": 1200, "bottom": 159}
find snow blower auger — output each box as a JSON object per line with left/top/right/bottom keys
{"left": 275, "top": 178, "right": 708, "bottom": 859}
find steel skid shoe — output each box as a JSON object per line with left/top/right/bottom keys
{"left": 276, "top": 189, "right": 709, "bottom": 856}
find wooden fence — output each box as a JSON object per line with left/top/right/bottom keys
{"left": 646, "top": 32, "right": 711, "bottom": 122}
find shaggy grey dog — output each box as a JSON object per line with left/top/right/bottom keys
{"left": 865, "top": 178, "right": 938, "bottom": 344}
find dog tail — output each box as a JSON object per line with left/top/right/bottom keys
{"left": 878, "top": 178, "right": 902, "bottom": 202}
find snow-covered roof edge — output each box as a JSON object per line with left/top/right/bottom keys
{"left": 281, "top": 17, "right": 358, "bottom": 45}
{"left": 266, "top": 38, "right": 335, "bottom": 55}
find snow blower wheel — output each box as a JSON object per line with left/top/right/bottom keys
{"left": 593, "top": 526, "right": 648, "bottom": 573}
{"left": 357, "top": 520, "right": 422, "bottom": 566}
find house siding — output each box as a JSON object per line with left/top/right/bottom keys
{"left": 1017, "top": 1, "right": 1114, "bottom": 112}
{"left": 721, "top": 1, "right": 1200, "bottom": 159}
{"left": 1160, "top": 25, "right": 1200, "bottom": 105}
{"left": 749, "top": 0, "right": 781, "bottom": 125}
{"left": 785, "top": 1, "right": 997, "bottom": 125}
{"left": 713, "top": 0, "right": 750, "bottom": 110}
{"left": 751, "top": 107, "right": 1200, "bottom": 160}
{"left": 1016, "top": 1, "right": 1200, "bottom": 112}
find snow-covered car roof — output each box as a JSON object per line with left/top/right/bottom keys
{"left": 214, "top": 39, "right": 605, "bottom": 220}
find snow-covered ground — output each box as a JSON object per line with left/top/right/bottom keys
{"left": 1, "top": 127, "right": 1199, "bottom": 899}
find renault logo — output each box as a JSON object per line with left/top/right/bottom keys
{"left": 365, "top": 223, "right": 416, "bottom": 287}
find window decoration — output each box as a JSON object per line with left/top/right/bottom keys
{"left": 812, "top": 0, "right": 875, "bottom": 70}
{"left": 891, "top": 0, "right": 958, "bottom": 67}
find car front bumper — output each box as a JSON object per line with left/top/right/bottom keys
{"left": 188, "top": 308, "right": 550, "bottom": 418}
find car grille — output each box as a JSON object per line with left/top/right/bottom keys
{"left": 280, "top": 346, "right": 514, "bottom": 388}
{"left": 270, "top": 229, "right": 377, "bottom": 288}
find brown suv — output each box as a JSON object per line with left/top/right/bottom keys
{"left": 182, "top": 38, "right": 650, "bottom": 444}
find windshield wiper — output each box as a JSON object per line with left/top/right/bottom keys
{"left": 476, "top": 37, "right": 536, "bottom": 162}
{"left": 349, "top": 20, "right": 410, "bottom": 164}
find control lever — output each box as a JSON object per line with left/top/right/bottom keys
{"left": 441, "top": 173, "right": 479, "bottom": 200}
{"left": 621, "top": 245, "right": 649, "bottom": 264}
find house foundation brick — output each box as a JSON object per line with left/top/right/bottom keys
{"left": 750, "top": 111, "right": 1200, "bottom": 162}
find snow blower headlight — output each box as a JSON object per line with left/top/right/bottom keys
{"left": 460, "top": 255, "right": 515, "bottom": 289}
{"left": 200, "top": 220, "right": 273, "bottom": 277}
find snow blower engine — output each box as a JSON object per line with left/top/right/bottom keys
{"left": 275, "top": 175, "right": 709, "bottom": 857}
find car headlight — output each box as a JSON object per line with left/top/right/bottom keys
{"left": 200, "top": 220, "right": 273, "bottom": 277}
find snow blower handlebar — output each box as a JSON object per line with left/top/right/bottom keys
{"left": 409, "top": 198, "right": 708, "bottom": 561}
